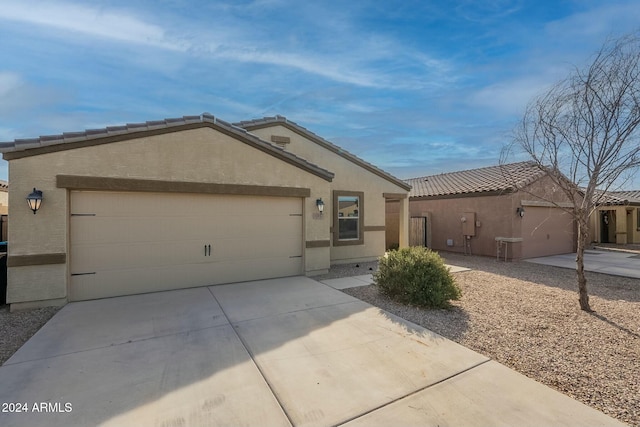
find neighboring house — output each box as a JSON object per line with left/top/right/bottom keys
{"left": 387, "top": 162, "right": 576, "bottom": 260}
{"left": 0, "top": 114, "right": 410, "bottom": 310}
{"left": 0, "top": 180, "right": 8, "bottom": 215}
{"left": 589, "top": 190, "right": 640, "bottom": 245}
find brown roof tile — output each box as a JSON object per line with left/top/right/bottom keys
{"left": 407, "top": 162, "right": 545, "bottom": 198}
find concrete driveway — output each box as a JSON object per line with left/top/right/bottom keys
{"left": 0, "top": 277, "right": 624, "bottom": 427}
{"left": 526, "top": 249, "right": 640, "bottom": 279}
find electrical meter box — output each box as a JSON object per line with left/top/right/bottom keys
{"left": 462, "top": 212, "right": 476, "bottom": 236}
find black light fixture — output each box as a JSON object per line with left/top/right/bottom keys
{"left": 26, "top": 188, "right": 43, "bottom": 214}
{"left": 316, "top": 198, "right": 325, "bottom": 214}
{"left": 516, "top": 206, "right": 525, "bottom": 218}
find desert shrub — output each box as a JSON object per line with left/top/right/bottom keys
{"left": 374, "top": 246, "right": 461, "bottom": 309}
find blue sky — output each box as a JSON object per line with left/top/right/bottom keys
{"left": 1, "top": 0, "right": 639, "bottom": 187}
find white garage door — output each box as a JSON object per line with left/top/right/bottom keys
{"left": 70, "top": 191, "right": 303, "bottom": 301}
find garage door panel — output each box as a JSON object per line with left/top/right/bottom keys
{"left": 70, "top": 191, "right": 303, "bottom": 301}
{"left": 522, "top": 207, "right": 574, "bottom": 258}
{"left": 218, "top": 216, "right": 302, "bottom": 239}
{"left": 71, "top": 240, "right": 212, "bottom": 272}
{"left": 208, "top": 236, "right": 302, "bottom": 261}
{"left": 72, "top": 216, "right": 232, "bottom": 244}
{"left": 71, "top": 263, "right": 203, "bottom": 301}
{"left": 71, "top": 255, "right": 303, "bottom": 301}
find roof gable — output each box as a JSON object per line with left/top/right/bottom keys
{"left": 235, "top": 116, "right": 411, "bottom": 191}
{"left": 0, "top": 113, "right": 334, "bottom": 182}
{"left": 407, "top": 162, "right": 546, "bottom": 198}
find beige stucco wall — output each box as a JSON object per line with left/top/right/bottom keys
{"left": 7, "top": 127, "right": 331, "bottom": 307}
{"left": 590, "top": 206, "right": 639, "bottom": 244}
{"left": 625, "top": 208, "right": 639, "bottom": 243}
{"left": 402, "top": 176, "right": 576, "bottom": 260}
{"left": 385, "top": 200, "right": 400, "bottom": 249}
{"left": 0, "top": 190, "right": 7, "bottom": 215}
{"left": 409, "top": 194, "right": 517, "bottom": 258}
{"left": 250, "top": 125, "right": 410, "bottom": 264}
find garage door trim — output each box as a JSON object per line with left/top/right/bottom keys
{"left": 521, "top": 200, "right": 574, "bottom": 208}
{"left": 57, "top": 175, "right": 311, "bottom": 198}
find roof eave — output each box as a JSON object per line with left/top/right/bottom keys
{"left": 410, "top": 188, "right": 516, "bottom": 200}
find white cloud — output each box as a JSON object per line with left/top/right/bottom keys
{"left": 0, "top": 72, "right": 69, "bottom": 122}
{"left": 0, "top": 1, "right": 455, "bottom": 90}
{"left": 469, "top": 77, "right": 552, "bottom": 115}
{"left": 545, "top": 2, "right": 640, "bottom": 41}
{"left": 222, "top": 49, "right": 387, "bottom": 88}
{"left": 0, "top": 1, "right": 184, "bottom": 50}
{"left": 455, "top": 0, "right": 524, "bottom": 23}
{"left": 0, "top": 72, "right": 22, "bottom": 96}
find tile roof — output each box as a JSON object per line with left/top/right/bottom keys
{"left": 234, "top": 116, "right": 411, "bottom": 191}
{"left": 0, "top": 180, "right": 7, "bottom": 191}
{"left": 0, "top": 114, "right": 213, "bottom": 152}
{"left": 406, "top": 162, "right": 546, "bottom": 198}
{"left": 0, "top": 113, "right": 335, "bottom": 182}
{"left": 594, "top": 190, "right": 640, "bottom": 206}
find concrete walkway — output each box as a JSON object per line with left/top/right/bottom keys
{"left": 526, "top": 249, "right": 640, "bottom": 279}
{"left": 320, "top": 264, "right": 471, "bottom": 290}
{"left": 0, "top": 277, "right": 624, "bottom": 427}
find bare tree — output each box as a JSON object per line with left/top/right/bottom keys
{"left": 502, "top": 31, "right": 640, "bottom": 311}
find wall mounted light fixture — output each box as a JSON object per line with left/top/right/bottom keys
{"left": 516, "top": 207, "right": 525, "bottom": 218}
{"left": 316, "top": 198, "right": 325, "bottom": 214}
{"left": 26, "top": 188, "right": 43, "bottom": 214}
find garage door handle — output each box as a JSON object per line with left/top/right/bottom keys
{"left": 208, "top": 244, "right": 211, "bottom": 256}
{"left": 204, "top": 244, "right": 211, "bottom": 256}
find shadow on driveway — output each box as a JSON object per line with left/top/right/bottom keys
{"left": 0, "top": 277, "right": 485, "bottom": 427}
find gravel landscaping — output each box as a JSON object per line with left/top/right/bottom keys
{"left": 340, "top": 252, "right": 639, "bottom": 427}
{"left": 0, "top": 305, "right": 60, "bottom": 365}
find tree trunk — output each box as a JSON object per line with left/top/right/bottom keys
{"left": 575, "top": 215, "right": 592, "bottom": 311}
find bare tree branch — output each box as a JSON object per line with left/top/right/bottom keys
{"left": 501, "top": 30, "right": 640, "bottom": 311}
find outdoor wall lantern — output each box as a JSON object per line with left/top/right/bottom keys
{"left": 516, "top": 206, "right": 525, "bottom": 218}
{"left": 26, "top": 188, "right": 43, "bottom": 214}
{"left": 316, "top": 198, "right": 325, "bottom": 214}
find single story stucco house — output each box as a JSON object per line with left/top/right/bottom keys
{"left": 0, "top": 114, "right": 410, "bottom": 310}
{"left": 386, "top": 162, "right": 577, "bottom": 260}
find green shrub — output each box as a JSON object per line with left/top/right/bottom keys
{"left": 374, "top": 246, "right": 461, "bottom": 309}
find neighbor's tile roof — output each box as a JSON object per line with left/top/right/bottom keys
{"left": 235, "top": 116, "right": 411, "bottom": 191}
{"left": 0, "top": 180, "right": 7, "bottom": 191}
{"left": 594, "top": 190, "right": 640, "bottom": 206}
{"left": 407, "top": 162, "right": 546, "bottom": 198}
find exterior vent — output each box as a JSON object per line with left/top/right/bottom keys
{"left": 271, "top": 135, "right": 290, "bottom": 149}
